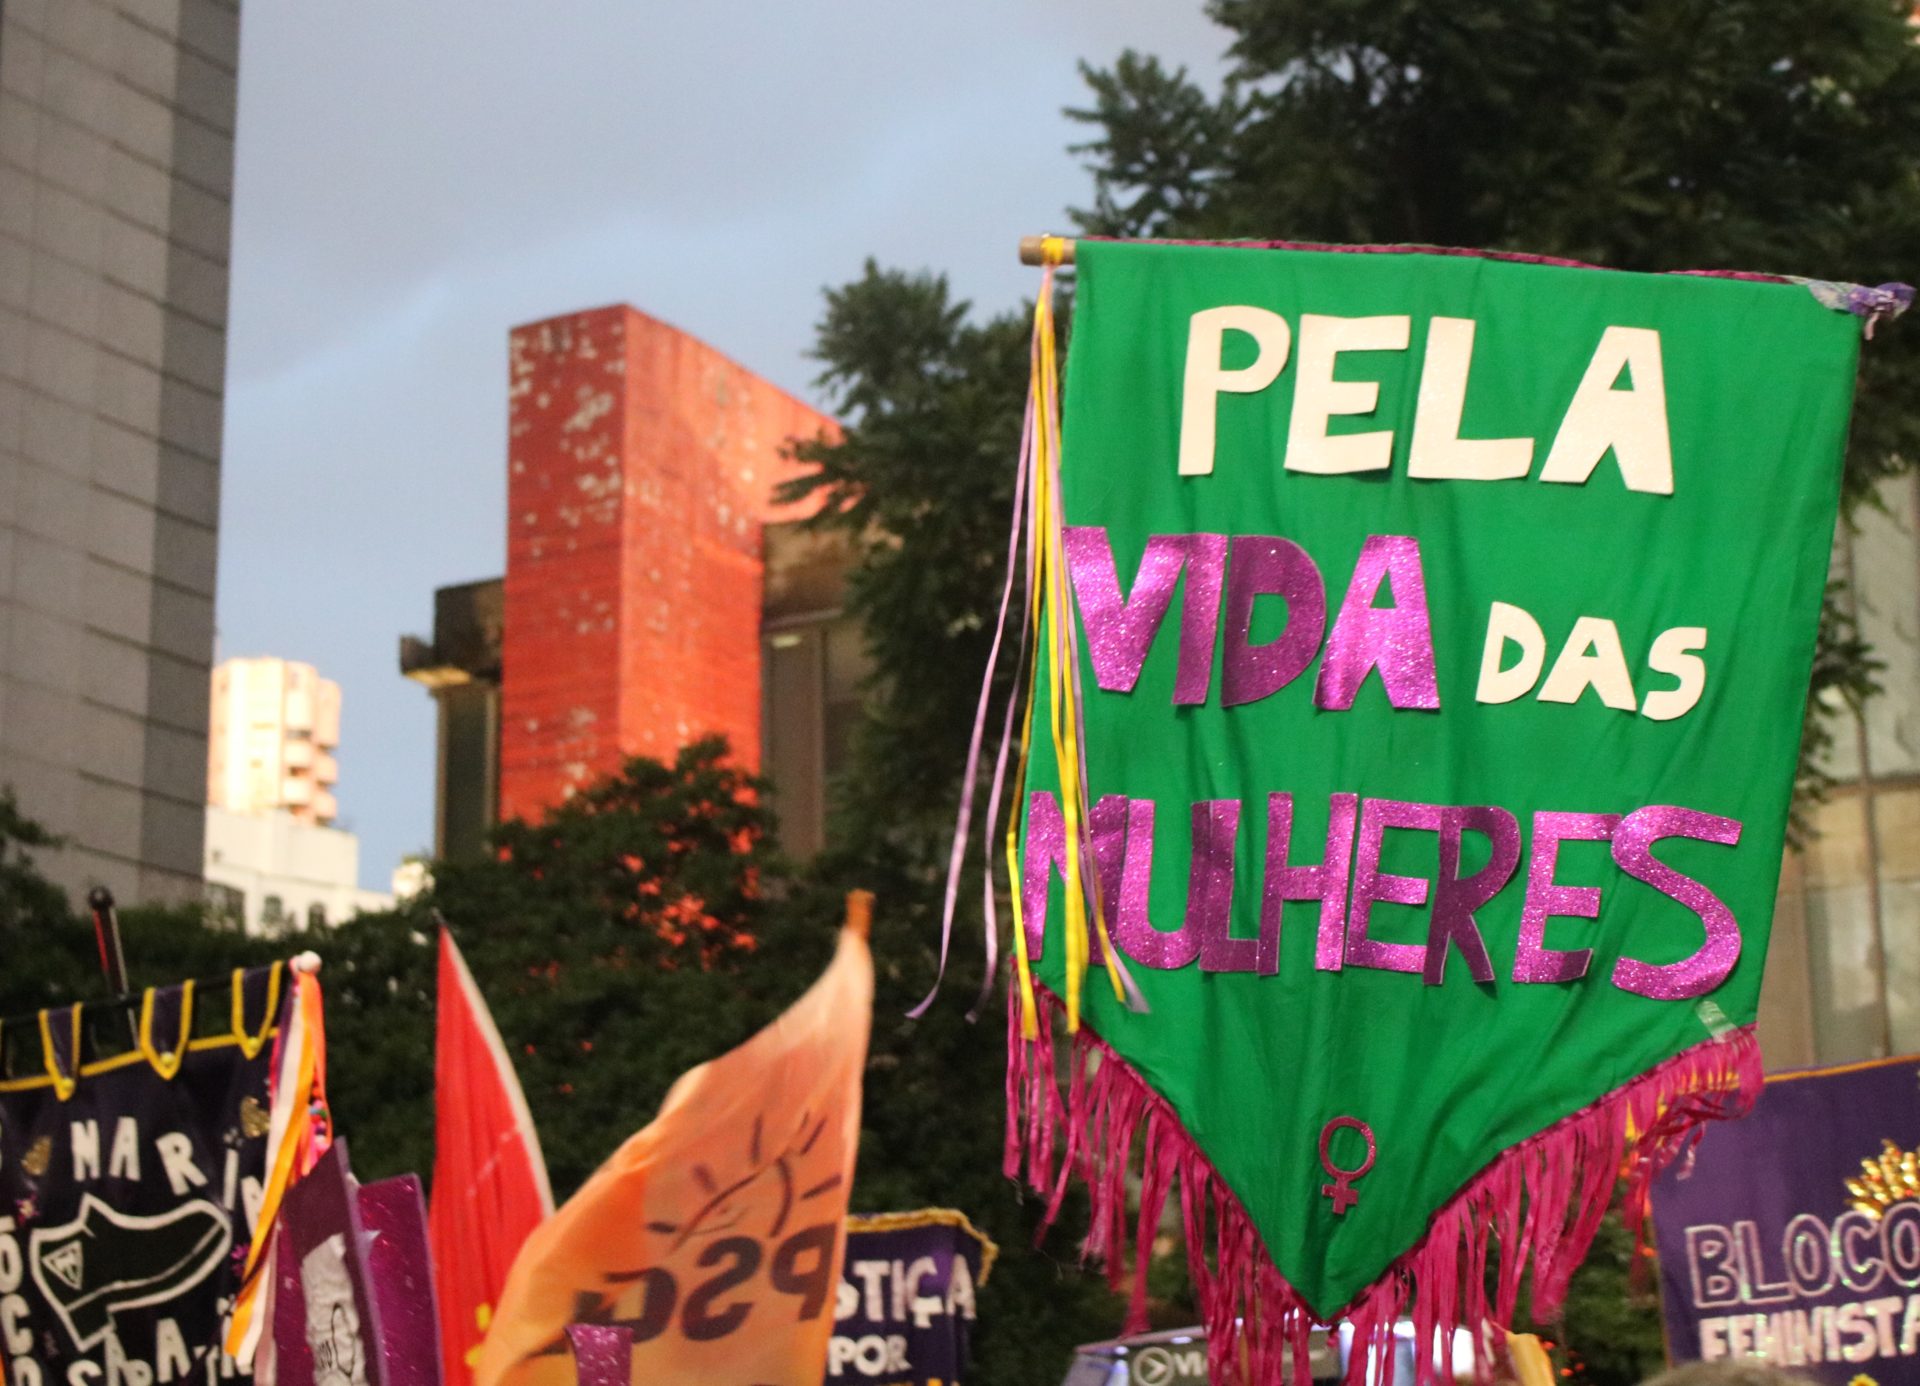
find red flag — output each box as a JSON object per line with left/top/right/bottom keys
{"left": 429, "top": 928, "right": 554, "bottom": 1386}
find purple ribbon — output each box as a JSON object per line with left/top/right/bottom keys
{"left": 913, "top": 311, "right": 1041, "bottom": 1020}
{"left": 1802, "top": 279, "right": 1915, "bottom": 338}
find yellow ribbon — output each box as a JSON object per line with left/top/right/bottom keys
{"left": 1010, "top": 246, "right": 1128, "bottom": 1036}
{"left": 231, "top": 963, "right": 283, "bottom": 1060}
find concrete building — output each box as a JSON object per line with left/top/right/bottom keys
{"left": 1759, "top": 473, "right": 1920, "bottom": 1068}
{"left": 203, "top": 654, "right": 388, "bottom": 934}
{"left": 497, "top": 305, "right": 834, "bottom": 819}
{"left": 203, "top": 803, "right": 390, "bottom": 936}
{"left": 0, "top": 0, "right": 241, "bottom": 903}
{"left": 404, "top": 516, "right": 865, "bottom": 863}
{"left": 208, "top": 655, "right": 341, "bottom": 824}
{"left": 404, "top": 305, "right": 846, "bottom": 859}
{"left": 398, "top": 576, "right": 501, "bottom": 863}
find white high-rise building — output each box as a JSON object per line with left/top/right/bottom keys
{"left": 204, "top": 656, "right": 389, "bottom": 935}
{"left": 208, "top": 655, "right": 341, "bottom": 824}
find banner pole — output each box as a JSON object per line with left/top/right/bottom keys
{"left": 1018, "top": 235, "right": 1077, "bottom": 265}
{"left": 86, "top": 887, "right": 135, "bottom": 1040}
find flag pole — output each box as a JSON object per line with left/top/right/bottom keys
{"left": 1019, "top": 235, "right": 1077, "bottom": 265}
{"left": 86, "top": 886, "right": 130, "bottom": 998}
{"left": 87, "top": 886, "right": 137, "bottom": 1043}
{"left": 844, "top": 890, "right": 872, "bottom": 939}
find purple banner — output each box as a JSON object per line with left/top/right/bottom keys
{"left": 0, "top": 968, "right": 282, "bottom": 1386}
{"left": 268, "top": 1142, "right": 442, "bottom": 1386}
{"left": 829, "top": 1211, "right": 994, "bottom": 1385}
{"left": 1652, "top": 1054, "right": 1920, "bottom": 1383}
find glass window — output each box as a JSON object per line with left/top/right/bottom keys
{"left": 822, "top": 620, "right": 871, "bottom": 784}
{"left": 1873, "top": 789, "right": 1920, "bottom": 1053}
{"left": 1801, "top": 795, "right": 1886, "bottom": 1062}
{"left": 763, "top": 628, "right": 826, "bottom": 857}
{"left": 203, "top": 883, "right": 246, "bottom": 931}
{"left": 307, "top": 902, "right": 328, "bottom": 931}
{"left": 1852, "top": 475, "right": 1920, "bottom": 777}
{"left": 1814, "top": 700, "right": 1865, "bottom": 784}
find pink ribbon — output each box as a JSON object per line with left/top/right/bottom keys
{"left": 910, "top": 350, "right": 1039, "bottom": 1019}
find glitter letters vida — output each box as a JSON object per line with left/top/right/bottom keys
{"left": 958, "top": 239, "right": 1903, "bottom": 1385}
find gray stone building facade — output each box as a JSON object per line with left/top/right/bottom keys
{"left": 0, "top": 0, "right": 239, "bottom": 903}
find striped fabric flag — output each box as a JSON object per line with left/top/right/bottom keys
{"left": 428, "top": 928, "right": 554, "bottom": 1386}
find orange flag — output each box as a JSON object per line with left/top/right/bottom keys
{"left": 430, "top": 927, "right": 556, "bottom": 1386}
{"left": 475, "top": 894, "right": 875, "bottom": 1386}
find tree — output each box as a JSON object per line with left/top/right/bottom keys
{"left": 783, "top": 269, "right": 1136, "bottom": 1383}
{"left": 0, "top": 788, "right": 73, "bottom": 934}
{"left": 783, "top": 263, "right": 1034, "bottom": 866}
{"left": 1, "top": 744, "right": 825, "bottom": 1202}
{"left": 326, "top": 727, "right": 1130, "bottom": 1385}
{"left": 321, "top": 737, "right": 834, "bottom": 1199}
{"left": 2, "top": 734, "right": 1119, "bottom": 1386}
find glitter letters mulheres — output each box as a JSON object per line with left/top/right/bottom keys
{"left": 1222, "top": 535, "right": 1327, "bottom": 707}
{"left": 1314, "top": 534, "right": 1442, "bottom": 711}
{"left": 1513, "top": 811, "right": 1621, "bottom": 983}
{"left": 1425, "top": 805, "right": 1521, "bottom": 985}
{"left": 1610, "top": 805, "right": 1744, "bottom": 999}
{"left": 1108, "top": 798, "right": 1203, "bottom": 970}
{"left": 1022, "top": 790, "right": 1118, "bottom": 964}
{"left": 1193, "top": 800, "right": 1252, "bottom": 972}
{"left": 1022, "top": 791, "right": 1068, "bottom": 962}
{"left": 1346, "top": 798, "right": 1441, "bottom": 974}
{"left": 1291, "top": 794, "right": 1362, "bottom": 973}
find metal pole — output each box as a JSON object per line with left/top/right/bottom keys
{"left": 86, "top": 886, "right": 131, "bottom": 999}
{"left": 87, "top": 887, "right": 137, "bottom": 1046}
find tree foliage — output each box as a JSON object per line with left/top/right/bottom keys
{"left": 783, "top": 267, "right": 1133, "bottom": 1383}
{"left": 782, "top": 263, "right": 1033, "bottom": 866}
{"left": 323, "top": 738, "right": 836, "bottom": 1200}
{"left": 0, "top": 788, "right": 74, "bottom": 936}
{"left": 1, "top": 745, "right": 816, "bottom": 1195}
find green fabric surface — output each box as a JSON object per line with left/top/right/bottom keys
{"left": 1022, "top": 241, "right": 1859, "bottom": 1317}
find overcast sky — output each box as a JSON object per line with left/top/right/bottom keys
{"left": 218, "top": 4, "right": 1232, "bottom": 888}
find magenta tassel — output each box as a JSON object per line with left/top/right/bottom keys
{"left": 1005, "top": 984, "right": 1762, "bottom": 1386}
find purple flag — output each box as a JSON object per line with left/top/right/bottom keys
{"left": 268, "top": 1142, "right": 443, "bottom": 1386}
{"left": 1652, "top": 1054, "right": 1920, "bottom": 1383}
{"left": 828, "top": 1211, "right": 995, "bottom": 1385}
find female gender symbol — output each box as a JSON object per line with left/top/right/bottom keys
{"left": 1318, "top": 1116, "right": 1377, "bottom": 1215}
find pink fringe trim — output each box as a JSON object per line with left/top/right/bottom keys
{"left": 1006, "top": 986, "right": 1762, "bottom": 1386}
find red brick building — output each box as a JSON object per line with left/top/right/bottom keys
{"left": 403, "top": 306, "right": 859, "bottom": 858}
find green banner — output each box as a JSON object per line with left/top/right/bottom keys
{"left": 1018, "top": 241, "right": 1860, "bottom": 1320}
